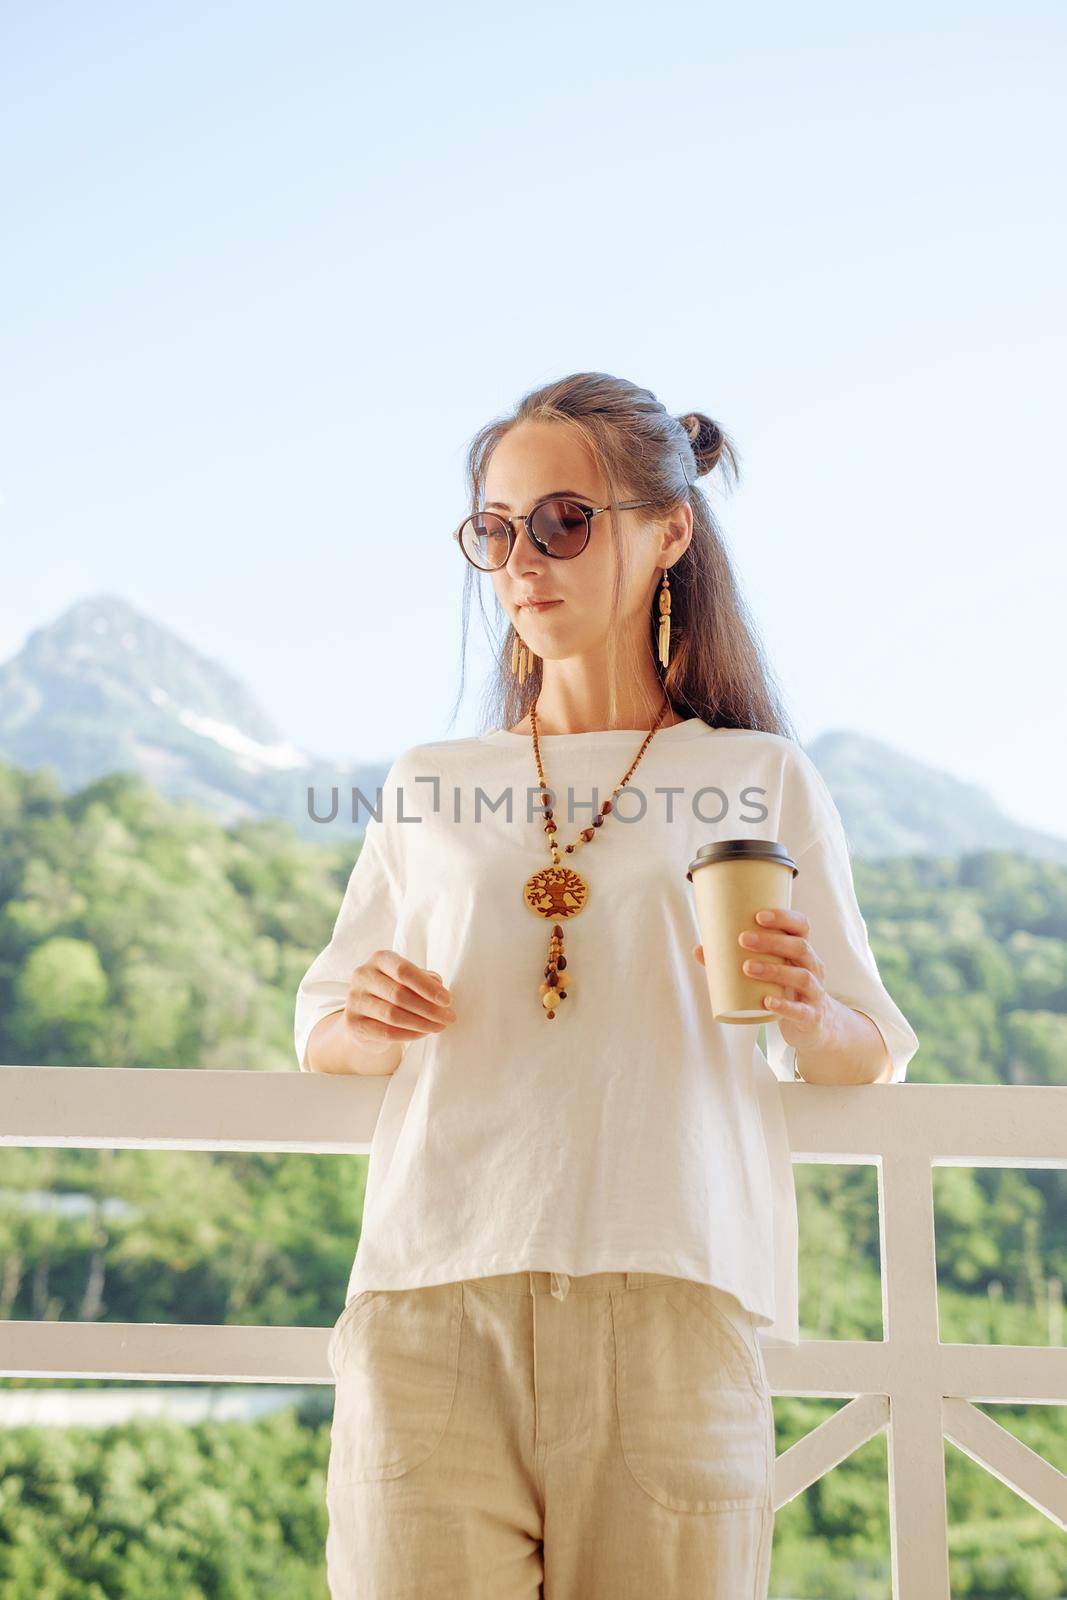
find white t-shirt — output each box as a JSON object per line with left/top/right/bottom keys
{"left": 294, "top": 718, "right": 919, "bottom": 1347}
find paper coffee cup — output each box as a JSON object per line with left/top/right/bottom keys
{"left": 686, "top": 840, "right": 799, "bottom": 1024}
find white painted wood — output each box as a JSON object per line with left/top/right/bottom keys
{"left": 2, "top": 1070, "right": 1064, "bottom": 1165}
{"left": 0, "top": 1317, "right": 336, "bottom": 1383}
{"left": 942, "top": 1396, "right": 1067, "bottom": 1529}
{"left": 935, "top": 1343, "right": 1067, "bottom": 1402}
{"left": 781, "top": 1081, "right": 1067, "bottom": 1167}
{"left": 7, "top": 1320, "right": 1059, "bottom": 1406}
{"left": 881, "top": 1149, "right": 951, "bottom": 1599}
{"left": 1, "top": 1067, "right": 1064, "bottom": 1600}
{"left": 0, "top": 1065, "right": 386, "bottom": 1152}
{"left": 0, "top": 1387, "right": 319, "bottom": 1425}
{"left": 773, "top": 1393, "right": 889, "bottom": 1508}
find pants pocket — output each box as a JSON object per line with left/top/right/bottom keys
{"left": 666, "top": 1279, "right": 770, "bottom": 1395}
{"left": 326, "top": 1290, "right": 380, "bottom": 1380}
{"left": 612, "top": 1285, "right": 772, "bottom": 1514}
{"left": 328, "top": 1282, "right": 463, "bottom": 1485}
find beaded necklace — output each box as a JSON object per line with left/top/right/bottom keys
{"left": 521, "top": 694, "right": 673, "bottom": 1018}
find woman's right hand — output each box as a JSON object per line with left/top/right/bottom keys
{"left": 343, "top": 950, "right": 457, "bottom": 1059}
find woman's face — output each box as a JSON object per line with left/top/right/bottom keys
{"left": 483, "top": 421, "right": 672, "bottom": 663}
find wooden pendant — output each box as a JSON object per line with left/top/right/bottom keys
{"left": 523, "top": 864, "right": 588, "bottom": 919}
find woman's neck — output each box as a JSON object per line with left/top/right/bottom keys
{"left": 507, "top": 690, "right": 682, "bottom": 737}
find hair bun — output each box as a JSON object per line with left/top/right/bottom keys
{"left": 678, "top": 411, "right": 726, "bottom": 478}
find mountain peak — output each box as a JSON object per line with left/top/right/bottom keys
{"left": 64, "top": 593, "right": 145, "bottom": 621}
{"left": 0, "top": 594, "right": 313, "bottom": 808}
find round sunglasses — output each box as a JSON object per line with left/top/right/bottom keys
{"left": 453, "top": 493, "right": 655, "bottom": 572}
{"left": 454, "top": 453, "right": 692, "bottom": 573}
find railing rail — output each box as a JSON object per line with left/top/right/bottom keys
{"left": 2, "top": 1068, "right": 1065, "bottom": 1598}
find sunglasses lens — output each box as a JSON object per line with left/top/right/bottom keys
{"left": 529, "top": 499, "right": 589, "bottom": 557}
{"left": 458, "top": 499, "right": 590, "bottom": 568}
{"left": 459, "top": 513, "right": 510, "bottom": 570}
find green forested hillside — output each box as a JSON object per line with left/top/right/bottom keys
{"left": 1, "top": 760, "right": 1064, "bottom": 1597}
{"left": 0, "top": 761, "right": 351, "bottom": 1073}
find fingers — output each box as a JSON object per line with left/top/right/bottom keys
{"left": 753, "top": 907, "right": 810, "bottom": 935}
{"left": 357, "top": 952, "right": 457, "bottom": 1037}
{"left": 741, "top": 959, "right": 818, "bottom": 996}
{"left": 762, "top": 993, "right": 818, "bottom": 1019}
{"left": 739, "top": 910, "right": 823, "bottom": 981}
{"left": 375, "top": 951, "right": 453, "bottom": 1007}
{"left": 353, "top": 991, "right": 454, "bottom": 1042}
{"left": 350, "top": 1014, "right": 435, "bottom": 1046}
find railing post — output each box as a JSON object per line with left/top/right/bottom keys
{"left": 881, "top": 1149, "right": 951, "bottom": 1598}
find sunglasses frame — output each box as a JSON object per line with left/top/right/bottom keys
{"left": 453, "top": 494, "right": 660, "bottom": 572}
{"left": 453, "top": 452, "right": 693, "bottom": 573}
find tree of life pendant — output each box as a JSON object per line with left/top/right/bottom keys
{"left": 523, "top": 864, "right": 588, "bottom": 919}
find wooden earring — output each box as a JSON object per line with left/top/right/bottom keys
{"left": 657, "top": 568, "right": 671, "bottom": 668}
{"left": 511, "top": 629, "right": 537, "bottom": 684}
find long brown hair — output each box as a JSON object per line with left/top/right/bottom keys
{"left": 447, "top": 371, "right": 797, "bottom": 742}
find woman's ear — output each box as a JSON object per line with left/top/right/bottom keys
{"left": 660, "top": 502, "right": 693, "bottom": 565}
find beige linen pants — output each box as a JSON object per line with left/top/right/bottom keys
{"left": 324, "top": 1269, "right": 775, "bottom": 1598}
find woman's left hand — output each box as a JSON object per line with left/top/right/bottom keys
{"left": 693, "top": 906, "right": 838, "bottom": 1052}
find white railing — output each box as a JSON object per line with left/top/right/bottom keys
{"left": 1, "top": 1067, "right": 1065, "bottom": 1598}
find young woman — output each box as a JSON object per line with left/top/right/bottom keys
{"left": 295, "top": 371, "right": 920, "bottom": 1599}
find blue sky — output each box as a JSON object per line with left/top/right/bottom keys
{"left": 2, "top": 0, "right": 1064, "bottom": 833}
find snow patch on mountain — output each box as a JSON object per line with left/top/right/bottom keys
{"left": 147, "top": 683, "right": 308, "bottom": 771}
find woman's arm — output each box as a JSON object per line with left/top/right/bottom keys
{"left": 305, "top": 1010, "right": 406, "bottom": 1076}
{"left": 791, "top": 997, "right": 894, "bottom": 1085}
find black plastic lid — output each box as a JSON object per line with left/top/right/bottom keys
{"left": 686, "top": 839, "right": 798, "bottom": 882}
